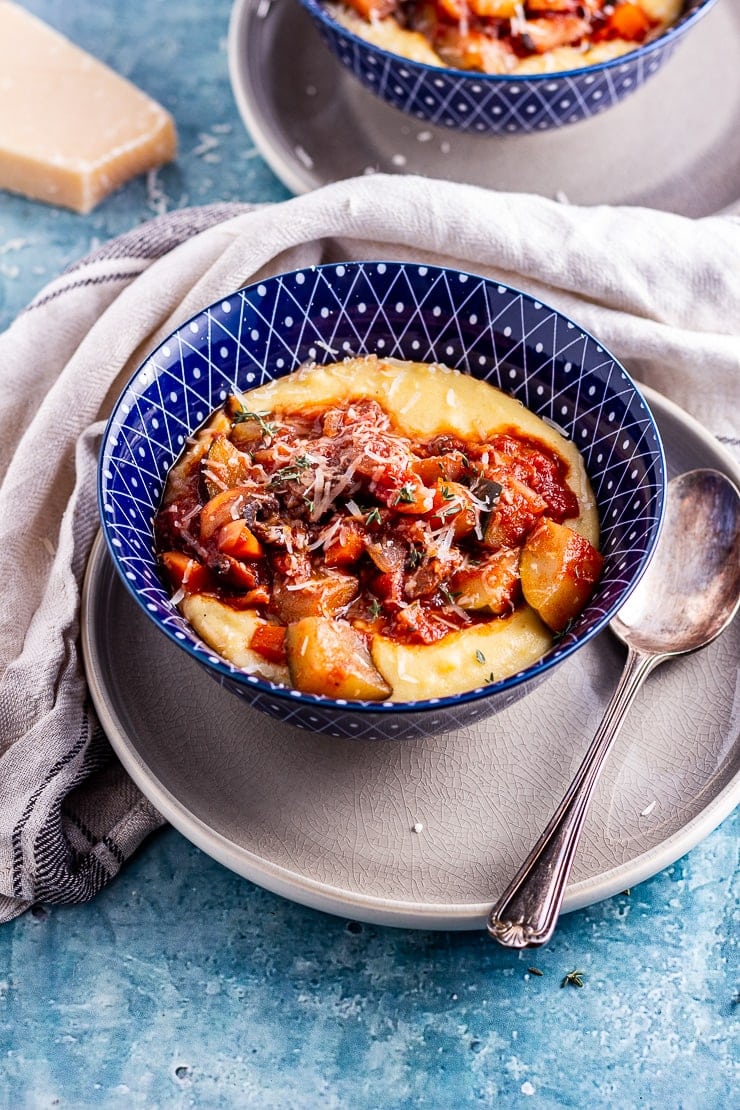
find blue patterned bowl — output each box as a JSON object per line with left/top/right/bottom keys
{"left": 99, "top": 261, "right": 665, "bottom": 740}
{"left": 297, "top": 0, "right": 716, "bottom": 134}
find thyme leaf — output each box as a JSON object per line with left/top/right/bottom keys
{"left": 232, "top": 408, "right": 278, "bottom": 437}
{"left": 475, "top": 650, "right": 486, "bottom": 664}
{"left": 395, "top": 483, "right": 416, "bottom": 505}
{"left": 269, "top": 456, "right": 312, "bottom": 485}
{"left": 365, "top": 507, "right": 382, "bottom": 527}
{"left": 270, "top": 467, "right": 302, "bottom": 484}
{"left": 560, "top": 970, "right": 585, "bottom": 989}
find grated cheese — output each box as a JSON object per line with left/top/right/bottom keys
{"left": 308, "top": 516, "right": 344, "bottom": 551}
{"left": 399, "top": 390, "right": 422, "bottom": 415}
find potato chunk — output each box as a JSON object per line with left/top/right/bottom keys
{"left": 451, "top": 549, "right": 520, "bottom": 614}
{"left": 180, "top": 594, "right": 289, "bottom": 684}
{"left": 520, "top": 519, "right": 603, "bottom": 632}
{"left": 162, "top": 409, "right": 231, "bottom": 503}
{"left": 482, "top": 477, "right": 547, "bottom": 550}
{"left": 286, "top": 618, "right": 392, "bottom": 700}
{"left": 272, "top": 575, "right": 358, "bottom": 623}
{"left": 203, "top": 434, "right": 252, "bottom": 498}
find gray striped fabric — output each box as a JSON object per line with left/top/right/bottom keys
{"left": 0, "top": 204, "right": 250, "bottom": 923}
{"left": 1, "top": 178, "right": 737, "bottom": 925}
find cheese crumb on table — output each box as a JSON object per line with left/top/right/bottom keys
{"left": 0, "top": 1, "right": 177, "bottom": 213}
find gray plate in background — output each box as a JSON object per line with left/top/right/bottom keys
{"left": 228, "top": 0, "right": 740, "bottom": 216}
{"left": 82, "top": 387, "right": 740, "bottom": 929}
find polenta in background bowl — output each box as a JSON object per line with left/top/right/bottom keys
{"left": 297, "top": 0, "right": 717, "bottom": 133}
{"left": 99, "top": 261, "right": 665, "bottom": 740}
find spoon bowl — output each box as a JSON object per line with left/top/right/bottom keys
{"left": 488, "top": 468, "right": 740, "bottom": 948}
{"left": 612, "top": 468, "right": 740, "bottom": 656}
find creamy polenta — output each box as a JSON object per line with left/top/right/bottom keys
{"left": 155, "top": 358, "right": 603, "bottom": 701}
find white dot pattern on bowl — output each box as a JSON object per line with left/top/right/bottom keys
{"left": 100, "top": 261, "right": 664, "bottom": 739}
{"left": 308, "top": 0, "right": 695, "bottom": 134}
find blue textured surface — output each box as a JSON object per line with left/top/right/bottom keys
{"left": 0, "top": 2, "right": 737, "bottom": 1107}
{"left": 99, "top": 260, "right": 664, "bottom": 738}
{"left": 0, "top": 823, "right": 738, "bottom": 1107}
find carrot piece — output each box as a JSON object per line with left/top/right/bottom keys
{"left": 160, "top": 551, "right": 214, "bottom": 594}
{"left": 217, "top": 519, "right": 264, "bottom": 560}
{"left": 324, "top": 521, "right": 366, "bottom": 567}
{"left": 437, "top": 0, "right": 467, "bottom": 17}
{"left": 344, "top": 0, "right": 398, "bottom": 18}
{"left": 227, "top": 586, "right": 271, "bottom": 610}
{"left": 386, "top": 475, "right": 435, "bottom": 515}
{"left": 250, "top": 623, "right": 288, "bottom": 664}
{"left": 607, "top": 2, "right": 652, "bottom": 40}
{"left": 428, "top": 480, "right": 477, "bottom": 538}
{"left": 221, "top": 556, "right": 258, "bottom": 590}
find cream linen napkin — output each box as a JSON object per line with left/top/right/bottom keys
{"left": 1, "top": 175, "right": 738, "bottom": 923}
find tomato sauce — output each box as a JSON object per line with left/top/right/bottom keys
{"left": 338, "top": 0, "right": 665, "bottom": 75}
{"left": 155, "top": 392, "right": 598, "bottom": 663}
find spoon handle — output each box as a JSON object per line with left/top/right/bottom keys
{"left": 487, "top": 646, "right": 662, "bottom": 948}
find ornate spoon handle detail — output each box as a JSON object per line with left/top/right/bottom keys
{"left": 487, "top": 646, "right": 663, "bottom": 948}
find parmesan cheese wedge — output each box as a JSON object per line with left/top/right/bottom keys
{"left": 0, "top": 1, "right": 177, "bottom": 213}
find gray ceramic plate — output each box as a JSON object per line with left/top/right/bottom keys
{"left": 82, "top": 387, "right": 739, "bottom": 929}
{"left": 228, "top": 0, "right": 740, "bottom": 217}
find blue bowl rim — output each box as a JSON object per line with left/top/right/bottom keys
{"left": 297, "top": 0, "right": 717, "bottom": 85}
{"left": 98, "top": 259, "right": 666, "bottom": 717}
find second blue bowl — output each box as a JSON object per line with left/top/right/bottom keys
{"left": 298, "top": 0, "right": 717, "bottom": 134}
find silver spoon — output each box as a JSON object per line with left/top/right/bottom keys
{"left": 487, "top": 467, "right": 740, "bottom": 949}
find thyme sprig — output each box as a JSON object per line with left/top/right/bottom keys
{"left": 270, "top": 455, "right": 312, "bottom": 485}
{"left": 232, "top": 408, "right": 278, "bottom": 437}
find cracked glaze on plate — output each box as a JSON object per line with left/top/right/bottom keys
{"left": 83, "top": 388, "right": 739, "bottom": 929}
